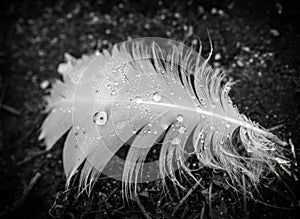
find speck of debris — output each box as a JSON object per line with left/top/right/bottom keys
{"left": 270, "top": 29, "right": 280, "bottom": 37}
{"left": 214, "top": 53, "right": 222, "bottom": 60}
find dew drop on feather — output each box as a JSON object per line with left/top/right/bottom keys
{"left": 171, "top": 137, "right": 180, "bottom": 145}
{"left": 178, "top": 126, "right": 186, "bottom": 134}
{"left": 176, "top": 114, "right": 184, "bottom": 122}
{"left": 93, "top": 111, "right": 108, "bottom": 126}
{"left": 161, "top": 123, "right": 168, "bottom": 130}
{"left": 152, "top": 92, "right": 162, "bottom": 102}
{"left": 111, "top": 90, "right": 116, "bottom": 96}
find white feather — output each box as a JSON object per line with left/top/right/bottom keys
{"left": 39, "top": 38, "right": 288, "bottom": 199}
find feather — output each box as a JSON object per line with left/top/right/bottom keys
{"left": 39, "top": 37, "right": 289, "bottom": 199}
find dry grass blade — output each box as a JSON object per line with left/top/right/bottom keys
{"left": 209, "top": 182, "right": 213, "bottom": 219}
{"left": 200, "top": 201, "right": 205, "bottom": 219}
{"left": 242, "top": 174, "right": 248, "bottom": 219}
{"left": 134, "top": 193, "right": 152, "bottom": 219}
{"left": 172, "top": 179, "right": 203, "bottom": 216}
{"left": 0, "top": 172, "right": 41, "bottom": 217}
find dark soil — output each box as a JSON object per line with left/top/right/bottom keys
{"left": 1, "top": 0, "right": 300, "bottom": 218}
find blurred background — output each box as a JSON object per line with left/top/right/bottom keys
{"left": 0, "top": 0, "right": 299, "bottom": 218}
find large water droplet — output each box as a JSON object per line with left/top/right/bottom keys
{"left": 93, "top": 111, "right": 108, "bottom": 126}
{"left": 152, "top": 92, "right": 162, "bottom": 102}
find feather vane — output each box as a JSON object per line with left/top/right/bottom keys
{"left": 39, "top": 37, "right": 288, "bottom": 198}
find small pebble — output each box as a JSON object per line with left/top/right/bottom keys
{"left": 270, "top": 29, "right": 280, "bottom": 37}
{"left": 237, "top": 60, "right": 244, "bottom": 67}
{"left": 40, "top": 80, "right": 50, "bottom": 89}
{"left": 214, "top": 53, "right": 221, "bottom": 60}
{"left": 211, "top": 8, "right": 218, "bottom": 14}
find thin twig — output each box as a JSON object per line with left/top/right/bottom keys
{"left": 209, "top": 182, "right": 213, "bottom": 219}
{"left": 0, "top": 172, "right": 41, "bottom": 217}
{"left": 134, "top": 192, "right": 152, "bottom": 219}
{"left": 172, "top": 179, "right": 203, "bottom": 216}
{"left": 1, "top": 104, "right": 21, "bottom": 116}
{"left": 242, "top": 174, "right": 248, "bottom": 219}
{"left": 200, "top": 201, "right": 205, "bottom": 219}
{"left": 16, "top": 150, "right": 51, "bottom": 166}
{"left": 268, "top": 123, "right": 286, "bottom": 131}
{"left": 288, "top": 138, "right": 297, "bottom": 164}
{"left": 253, "top": 198, "right": 299, "bottom": 210}
{"left": 106, "top": 187, "right": 118, "bottom": 202}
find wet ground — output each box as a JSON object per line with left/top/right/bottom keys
{"left": 1, "top": 0, "right": 300, "bottom": 218}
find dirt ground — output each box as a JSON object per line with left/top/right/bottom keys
{"left": 1, "top": 0, "right": 300, "bottom": 218}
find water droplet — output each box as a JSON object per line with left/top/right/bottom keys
{"left": 170, "top": 91, "right": 174, "bottom": 95}
{"left": 135, "top": 96, "right": 143, "bottom": 103}
{"left": 178, "top": 126, "right": 186, "bottom": 134}
{"left": 161, "top": 123, "right": 168, "bottom": 130}
{"left": 152, "top": 92, "right": 162, "bottom": 102}
{"left": 176, "top": 114, "right": 184, "bottom": 122}
{"left": 111, "top": 90, "right": 116, "bottom": 96}
{"left": 171, "top": 137, "right": 180, "bottom": 145}
{"left": 93, "top": 111, "right": 108, "bottom": 126}
{"left": 107, "top": 84, "right": 112, "bottom": 90}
